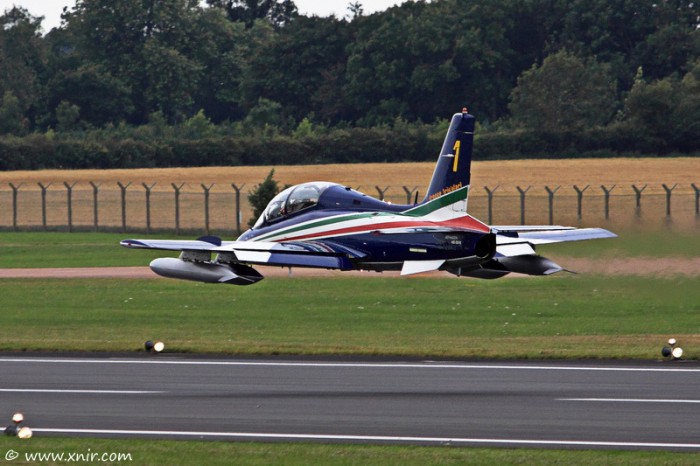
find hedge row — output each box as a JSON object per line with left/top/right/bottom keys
{"left": 0, "top": 130, "right": 441, "bottom": 170}
{"left": 0, "top": 125, "right": 697, "bottom": 171}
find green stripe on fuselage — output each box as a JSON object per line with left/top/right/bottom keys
{"left": 402, "top": 186, "right": 469, "bottom": 217}
{"left": 255, "top": 212, "right": 392, "bottom": 241}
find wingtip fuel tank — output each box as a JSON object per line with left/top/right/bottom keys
{"left": 149, "top": 258, "right": 264, "bottom": 285}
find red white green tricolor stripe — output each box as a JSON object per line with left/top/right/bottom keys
{"left": 253, "top": 186, "right": 490, "bottom": 243}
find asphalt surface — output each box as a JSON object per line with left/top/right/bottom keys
{"left": 1, "top": 355, "right": 700, "bottom": 450}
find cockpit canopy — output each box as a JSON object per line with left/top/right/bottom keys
{"left": 254, "top": 182, "right": 335, "bottom": 228}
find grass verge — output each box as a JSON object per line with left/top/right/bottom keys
{"left": 0, "top": 232, "right": 165, "bottom": 268}
{"left": 1, "top": 437, "right": 699, "bottom": 465}
{"left": 0, "top": 275, "right": 697, "bottom": 359}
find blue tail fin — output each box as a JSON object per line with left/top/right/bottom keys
{"left": 423, "top": 109, "right": 475, "bottom": 202}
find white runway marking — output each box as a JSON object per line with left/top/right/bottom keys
{"left": 32, "top": 428, "right": 700, "bottom": 449}
{"left": 560, "top": 398, "right": 700, "bottom": 404}
{"left": 1, "top": 358, "right": 699, "bottom": 373}
{"left": 0, "top": 389, "right": 163, "bottom": 394}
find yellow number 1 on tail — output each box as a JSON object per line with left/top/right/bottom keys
{"left": 452, "top": 140, "right": 461, "bottom": 172}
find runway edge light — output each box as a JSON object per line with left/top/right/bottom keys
{"left": 662, "top": 338, "right": 683, "bottom": 361}
{"left": 672, "top": 347, "right": 684, "bottom": 359}
{"left": 5, "top": 412, "right": 29, "bottom": 438}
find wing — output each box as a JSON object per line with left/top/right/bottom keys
{"left": 492, "top": 226, "right": 617, "bottom": 245}
{"left": 120, "top": 236, "right": 365, "bottom": 270}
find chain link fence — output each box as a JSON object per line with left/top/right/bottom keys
{"left": 1, "top": 182, "right": 698, "bottom": 235}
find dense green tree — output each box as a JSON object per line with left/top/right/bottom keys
{"left": 544, "top": 0, "right": 699, "bottom": 83}
{"left": 47, "top": 64, "right": 133, "bottom": 127}
{"left": 344, "top": 0, "right": 518, "bottom": 124}
{"left": 206, "top": 0, "right": 298, "bottom": 28}
{"left": 247, "top": 168, "right": 281, "bottom": 227}
{"left": 181, "top": 109, "right": 216, "bottom": 138}
{"left": 347, "top": 2, "right": 363, "bottom": 19}
{"left": 241, "top": 97, "right": 298, "bottom": 136}
{"left": 55, "top": 100, "right": 81, "bottom": 131}
{"left": 1, "top": 0, "right": 699, "bottom": 158}
{"left": 508, "top": 50, "right": 617, "bottom": 132}
{"left": 632, "top": 23, "right": 700, "bottom": 81}
{"left": 61, "top": 0, "right": 206, "bottom": 123}
{"left": 141, "top": 38, "right": 202, "bottom": 123}
{"left": 0, "top": 91, "right": 27, "bottom": 135}
{"left": 673, "top": 62, "right": 700, "bottom": 150}
{"left": 0, "top": 7, "right": 46, "bottom": 126}
{"left": 188, "top": 9, "right": 249, "bottom": 122}
{"left": 622, "top": 63, "right": 700, "bottom": 151}
{"left": 242, "top": 15, "right": 351, "bottom": 123}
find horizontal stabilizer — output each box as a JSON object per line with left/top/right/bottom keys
{"left": 495, "top": 227, "right": 616, "bottom": 245}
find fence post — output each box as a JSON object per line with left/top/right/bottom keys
{"left": 631, "top": 184, "right": 647, "bottom": 218}
{"left": 662, "top": 184, "right": 677, "bottom": 218}
{"left": 142, "top": 183, "right": 156, "bottom": 234}
{"left": 9, "top": 183, "right": 22, "bottom": 231}
{"left": 172, "top": 183, "right": 184, "bottom": 235}
{"left": 375, "top": 185, "right": 389, "bottom": 201}
{"left": 89, "top": 182, "right": 100, "bottom": 232}
{"left": 483, "top": 185, "right": 500, "bottom": 224}
{"left": 231, "top": 183, "right": 245, "bottom": 234}
{"left": 600, "top": 184, "right": 616, "bottom": 220}
{"left": 63, "top": 182, "right": 77, "bottom": 232}
{"left": 117, "top": 182, "right": 131, "bottom": 233}
{"left": 573, "top": 185, "right": 589, "bottom": 221}
{"left": 516, "top": 186, "right": 531, "bottom": 225}
{"left": 544, "top": 185, "right": 560, "bottom": 225}
{"left": 692, "top": 183, "right": 700, "bottom": 217}
{"left": 201, "top": 184, "right": 214, "bottom": 235}
{"left": 402, "top": 186, "right": 418, "bottom": 204}
{"left": 38, "top": 182, "right": 52, "bottom": 231}
{"left": 661, "top": 183, "right": 678, "bottom": 217}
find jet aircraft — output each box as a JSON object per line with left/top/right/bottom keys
{"left": 121, "top": 109, "right": 615, "bottom": 285}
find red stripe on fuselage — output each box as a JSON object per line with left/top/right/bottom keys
{"left": 269, "top": 215, "right": 490, "bottom": 242}
{"left": 440, "top": 215, "right": 490, "bottom": 232}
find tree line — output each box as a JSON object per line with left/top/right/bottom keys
{"left": 0, "top": 0, "right": 698, "bottom": 169}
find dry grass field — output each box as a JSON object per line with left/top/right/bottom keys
{"left": 0, "top": 157, "right": 698, "bottom": 232}
{"left": 0, "top": 157, "right": 698, "bottom": 189}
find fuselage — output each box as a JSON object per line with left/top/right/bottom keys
{"left": 239, "top": 183, "right": 493, "bottom": 271}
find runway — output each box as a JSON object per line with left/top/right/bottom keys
{"left": 2, "top": 355, "right": 700, "bottom": 450}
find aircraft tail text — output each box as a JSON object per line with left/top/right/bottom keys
{"left": 423, "top": 109, "right": 475, "bottom": 203}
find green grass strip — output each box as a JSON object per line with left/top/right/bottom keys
{"left": 0, "top": 275, "right": 697, "bottom": 358}
{"left": 2, "top": 437, "right": 699, "bottom": 465}
{"left": 0, "top": 232, "right": 166, "bottom": 268}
